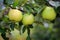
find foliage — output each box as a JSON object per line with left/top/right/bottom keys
{"left": 0, "top": 0, "right": 60, "bottom": 40}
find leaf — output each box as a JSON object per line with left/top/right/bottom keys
{"left": 34, "top": 5, "right": 45, "bottom": 14}
{"left": 26, "top": 35, "right": 31, "bottom": 40}
{"left": 49, "top": 1, "right": 60, "bottom": 8}
{"left": 12, "top": 0, "right": 28, "bottom": 8}
{"left": 19, "top": 21, "right": 23, "bottom": 25}
{"left": 34, "top": 0, "right": 46, "bottom": 5}
{"left": 18, "top": 0, "right": 28, "bottom": 6}
{"left": 23, "top": 5, "right": 34, "bottom": 13}
{"left": 0, "top": 21, "right": 6, "bottom": 28}
{"left": 4, "top": 0, "right": 13, "bottom": 5}
{"left": 27, "top": 27, "right": 30, "bottom": 35}
{"left": 35, "top": 14, "right": 43, "bottom": 23}
{"left": 29, "top": 25, "right": 33, "bottom": 28}
{"left": 10, "top": 23, "right": 15, "bottom": 30}
{"left": 0, "top": 12, "right": 3, "bottom": 19}
{"left": 1, "top": 32, "right": 8, "bottom": 40}
{"left": 13, "top": 0, "right": 20, "bottom": 8}
{"left": 56, "top": 6, "right": 60, "bottom": 14}
{"left": 0, "top": 28, "right": 5, "bottom": 33}
{"left": 20, "top": 25, "right": 26, "bottom": 34}
{"left": 22, "top": 26, "right": 27, "bottom": 33}
{"left": 2, "top": 16, "right": 9, "bottom": 23}
{"left": 0, "top": 28, "right": 8, "bottom": 40}
{"left": 0, "top": 26, "right": 14, "bottom": 40}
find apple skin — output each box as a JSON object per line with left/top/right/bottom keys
{"left": 8, "top": 9, "right": 23, "bottom": 22}
{"left": 22, "top": 14, "right": 34, "bottom": 25}
{"left": 42, "top": 6, "right": 56, "bottom": 21}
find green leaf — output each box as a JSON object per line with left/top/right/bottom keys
{"left": 4, "top": 0, "right": 13, "bottom": 5}
{"left": 0, "top": 12, "right": 3, "bottom": 19}
{"left": 18, "top": 0, "right": 28, "bottom": 6}
{"left": 20, "top": 25, "right": 27, "bottom": 34}
{"left": 10, "top": 23, "right": 15, "bottom": 30}
{"left": 23, "top": 5, "right": 34, "bottom": 13}
{"left": 1, "top": 32, "right": 7, "bottom": 40}
{"left": 22, "top": 26, "right": 27, "bottom": 33}
{"left": 2, "top": 16, "right": 9, "bottom": 23}
{"left": 35, "top": 14, "right": 43, "bottom": 23}
{"left": 34, "top": 0, "right": 46, "bottom": 5}
{"left": 13, "top": 0, "right": 20, "bottom": 8}
{"left": 0, "top": 28, "right": 5, "bottom": 33}
{"left": 27, "top": 27, "right": 30, "bottom": 35}
{"left": 56, "top": 6, "right": 60, "bottom": 14}
{"left": 23, "top": 0, "right": 45, "bottom": 14}
{"left": 26, "top": 35, "right": 31, "bottom": 40}
{"left": 12, "top": 0, "right": 28, "bottom": 8}
{"left": 29, "top": 25, "right": 33, "bottom": 28}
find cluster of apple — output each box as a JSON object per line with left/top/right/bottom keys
{"left": 7, "top": 6, "right": 56, "bottom": 40}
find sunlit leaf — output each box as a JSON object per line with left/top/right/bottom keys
{"left": 49, "top": 1, "right": 60, "bottom": 8}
